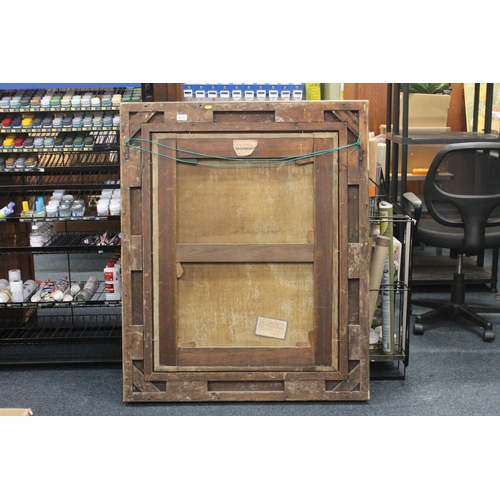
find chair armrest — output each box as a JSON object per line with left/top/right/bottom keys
{"left": 402, "top": 192, "right": 422, "bottom": 222}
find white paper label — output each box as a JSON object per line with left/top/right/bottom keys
{"left": 255, "top": 316, "right": 288, "bottom": 340}
{"left": 177, "top": 114, "right": 188, "bottom": 121}
{"left": 233, "top": 140, "right": 258, "bottom": 157}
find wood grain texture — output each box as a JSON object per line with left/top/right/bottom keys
{"left": 153, "top": 136, "right": 178, "bottom": 367}
{"left": 176, "top": 135, "right": 315, "bottom": 159}
{"left": 312, "top": 136, "right": 334, "bottom": 366}
{"left": 344, "top": 83, "right": 387, "bottom": 135}
{"left": 140, "top": 131, "right": 154, "bottom": 376}
{"left": 178, "top": 346, "right": 314, "bottom": 368}
{"left": 120, "top": 101, "right": 370, "bottom": 402}
{"left": 177, "top": 243, "right": 314, "bottom": 262}
{"left": 343, "top": 83, "right": 467, "bottom": 135}
{"left": 176, "top": 263, "right": 314, "bottom": 348}
{"left": 175, "top": 143, "right": 314, "bottom": 245}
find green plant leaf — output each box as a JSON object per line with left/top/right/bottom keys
{"left": 402, "top": 83, "right": 451, "bottom": 94}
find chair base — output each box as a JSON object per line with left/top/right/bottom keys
{"left": 412, "top": 267, "right": 499, "bottom": 342}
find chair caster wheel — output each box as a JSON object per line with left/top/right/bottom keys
{"left": 483, "top": 329, "right": 495, "bottom": 342}
{"left": 414, "top": 322, "right": 424, "bottom": 335}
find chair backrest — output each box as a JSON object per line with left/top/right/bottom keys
{"left": 424, "top": 142, "right": 500, "bottom": 255}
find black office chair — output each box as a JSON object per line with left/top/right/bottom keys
{"left": 403, "top": 142, "right": 500, "bottom": 342}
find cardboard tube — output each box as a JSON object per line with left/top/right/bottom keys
{"left": 369, "top": 235, "right": 391, "bottom": 324}
{"left": 379, "top": 201, "right": 394, "bottom": 355}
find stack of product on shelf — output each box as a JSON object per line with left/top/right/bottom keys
{"left": 31, "top": 278, "right": 70, "bottom": 302}
{"left": 29, "top": 221, "right": 57, "bottom": 247}
{"left": 28, "top": 276, "right": 101, "bottom": 303}
{"left": 0, "top": 152, "right": 38, "bottom": 171}
{"left": 183, "top": 83, "right": 304, "bottom": 102}
{"left": 22, "top": 192, "right": 84, "bottom": 220}
{"left": 0, "top": 84, "right": 129, "bottom": 364}
{"left": 81, "top": 230, "right": 121, "bottom": 246}
{"left": 1, "top": 112, "right": 120, "bottom": 131}
{"left": 17, "top": 189, "right": 120, "bottom": 220}
{"left": 96, "top": 188, "right": 121, "bottom": 216}
{"left": 0, "top": 269, "right": 38, "bottom": 303}
{"left": 0, "top": 86, "right": 134, "bottom": 161}
{"left": 0, "top": 87, "right": 139, "bottom": 110}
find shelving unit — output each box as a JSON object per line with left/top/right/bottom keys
{"left": 384, "top": 83, "right": 500, "bottom": 291}
{"left": 385, "top": 83, "right": 500, "bottom": 202}
{"left": 0, "top": 85, "right": 140, "bottom": 365}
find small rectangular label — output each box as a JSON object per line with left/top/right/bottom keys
{"left": 177, "top": 114, "right": 188, "bottom": 121}
{"left": 233, "top": 140, "right": 258, "bottom": 156}
{"left": 255, "top": 316, "right": 288, "bottom": 340}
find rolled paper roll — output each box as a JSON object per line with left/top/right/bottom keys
{"left": 369, "top": 235, "right": 391, "bottom": 325}
{"left": 378, "top": 201, "right": 395, "bottom": 355}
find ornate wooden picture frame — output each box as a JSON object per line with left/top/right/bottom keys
{"left": 120, "top": 100, "right": 370, "bottom": 402}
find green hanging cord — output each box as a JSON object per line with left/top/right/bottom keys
{"left": 349, "top": 133, "right": 363, "bottom": 153}
{"left": 125, "top": 134, "right": 363, "bottom": 168}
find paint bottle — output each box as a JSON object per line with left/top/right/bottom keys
{"left": 20, "top": 200, "right": 33, "bottom": 218}
{"left": 10, "top": 279, "right": 24, "bottom": 302}
{"left": 33, "top": 196, "right": 45, "bottom": 218}
{"left": 112, "top": 254, "right": 121, "bottom": 276}
{"left": 8, "top": 269, "right": 21, "bottom": 282}
{"left": 50, "top": 279, "right": 70, "bottom": 301}
{"left": 113, "top": 256, "right": 122, "bottom": 300}
{"left": 62, "top": 281, "right": 84, "bottom": 302}
{"left": 0, "top": 201, "right": 15, "bottom": 218}
{"left": 29, "top": 224, "right": 44, "bottom": 247}
{"left": 0, "top": 278, "right": 9, "bottom": 292}
{"left": 104, "top": 261, "right": 121, "bottom": 300}
{"left": 0, "top": 286, "right": 13, "bottom": 302}
{"left": 22, "top": 280, "right": 38, "bottom": 300}
{"left": 6, "top": 279, "right": 38, "bottom": 302}
{"left": 31, "top": 280, "right": 53, "bottom": 302}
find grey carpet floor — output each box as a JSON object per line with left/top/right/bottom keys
{"left": 3, "top": 251, "right": 500, "bottom": 415}
{"left": 2, "top": 309, "right": 500, "bottom": 416}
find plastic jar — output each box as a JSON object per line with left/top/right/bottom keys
{"left": 29, "top": 225, "right": 44, "bottom": 247}
{"left": 109, "top": 199, "right": 120, "bottom": 216}
{"left": 45, "top": 204, "right": 59, "bottom": 218}
{"left": 70, "top": 200, "right": 85, "bottom": 217}
{"left": 96, "top": 200, "right": 110, "bottom": 216}
{"left": 58, "top": 201, "right": 72, "bottom": 217}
